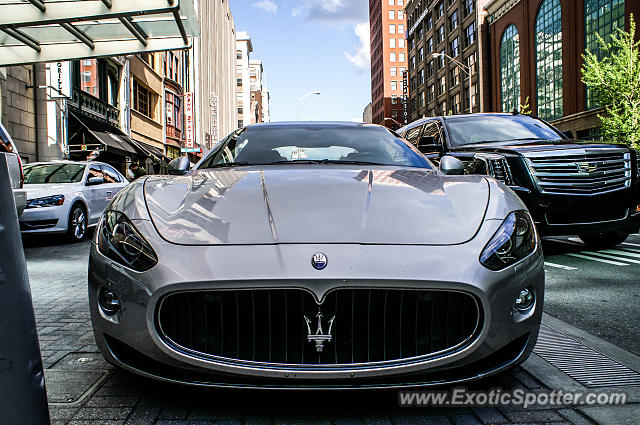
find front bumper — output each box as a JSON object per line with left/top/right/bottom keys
{"left": 510, "top": 186, "right": 640, "bottom": 236}
{"left": 88, "top": 218, "right": 545, "bottom": 388}
{"left": 19, "top": 203, "right": 69, "bottom": 233}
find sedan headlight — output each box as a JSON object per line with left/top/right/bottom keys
{"left": 480, "top": 211, "right": 537, "bottom": 271}
{"left": 26, "top": 194, "right": 64, "bottom": 208}
{"left": 97, "top": 211, "right": 157, "bottom": 272}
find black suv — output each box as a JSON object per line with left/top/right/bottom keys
{"left": 398, "top": 113, "right": 640, "bottom": 249}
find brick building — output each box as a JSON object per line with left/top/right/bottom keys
{"left": 369, "top": 0, "right": 409, "bottom": 130}
{"left": 485, "top": 0, "right": 640, "bottom": 138}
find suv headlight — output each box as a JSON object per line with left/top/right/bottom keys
{"left": 475, "top": 153, "right": 514, "bottom": 185}
{"left": 26, "top": 194, "right": 64, "bottom": 208}
{"left": 480, "top": 211, "right": 537, "bottom": 271}
{"left": 634, "top": 149, "right": 640, "bottom": 179}
{"left": 97, "top": 211, "right": 157, "bottom": 272}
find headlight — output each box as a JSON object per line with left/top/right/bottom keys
{"left": 634, "top": 149, "right": 640, "bottom": 178}
{"left": 26, "top": 194, "right": 64, "bottom": 208}
{"left": 474, "top": 153, "right": 514, "bottom": 185}
{"left": 480, "top": 211, "right": 537, "bottom": 271}
{"left": 97, "top": 211, "right": 158, "bottom": 272}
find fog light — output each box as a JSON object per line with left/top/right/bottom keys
{"left": 98, "top": 287, "right": 121, "bottom": 315}
{"left": 514, "top": 287, "right": 535, "bottom": 311}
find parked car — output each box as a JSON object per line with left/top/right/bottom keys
{"left": 89, "top": 122, "right": 543, "bottom": 389}
{"left": 20, "top": 161, "right": 128, "bottom": 241}
{"left": 398, "top": 113, "right": 640, "bottom": 249}
{"left": 0, "top": 122, "right": 26, "bottom": 216}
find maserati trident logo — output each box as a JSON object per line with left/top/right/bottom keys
{"left": 577, "top": 162, "right": 598, "bottom": 173}
{"left": 311, "top": 252, "right": 328, "bottom": 270}
{"left": 304, "top": 310, "right": 335, "bottom": 352}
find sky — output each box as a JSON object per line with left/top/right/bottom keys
{"left": 229, "top": 0, "right": 372, "bottom": 122}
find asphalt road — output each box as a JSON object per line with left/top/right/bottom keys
{"left": 541, "top": 233, "right": 640, "bottom": 357}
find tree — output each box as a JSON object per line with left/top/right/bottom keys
{"left": 519, "top": 96, "right": 532, "bottom": 115}
{"left": 582, "top": 14, "right": 640, "bottom": 148}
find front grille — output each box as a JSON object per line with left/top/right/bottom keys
{"left": 20, "top": 219, "right": 58, "bottom": 230}
{"left": 546, "top": 209, "right": 629, "bottom": 225}
{"left": 525, "top": 150, "right": 631, "bottom": 195}
{"left": 157, "top": 288, "right": 481, "bottom": 366}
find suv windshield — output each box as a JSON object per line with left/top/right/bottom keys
{"left": 198, "top": 125, "right": 432, "bottom": 169}
{"left": 445, "top": 115, "right": 564, "bottom": 147}
{"left": 23, "top": 163, "right": 86, "bottom": 184}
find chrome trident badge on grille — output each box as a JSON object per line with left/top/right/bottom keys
{"left": 304, "top": 310, "right": 335, "bottom": 352}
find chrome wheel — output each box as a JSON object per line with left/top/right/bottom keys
{"left": 70, "top": 207, "right": 86, "bottom": 241}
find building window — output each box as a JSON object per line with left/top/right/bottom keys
{"left": 237, "top": 78, "right": 243, "bottom": 87}
{"left": 467, "top": 51, "right": 478, "bottom": 74}
{"left": 438, "top": 75, "right": 446, "bottom": 96}
{"left": 463, "top": 0, "right": 475, "bottom": 17}
{"left": 464, "top": 21, "right": 477, "bottom": 48}
{"left": 391, "top": 67, "right": 397, "bottom": 77}
{"left": 79, "top": 59, "right": 98, "bottom": 97}
{"left": 585, "top": 0, "right": 625, "bottom": 109}
{"left": 133, "top": 80, "right": 153, "bottom": 118}
{"left": 500, "top": 24, "right": 521, "bottom": 113}
{"left": 419, "top": 68, "right": 425, "bottom": 85}
{"left": 450, "top": 37, "right": 460, "bottom": 57}
{"left": 389, "top": 24, "right": 396, "bottom": 34}
{"left": 237, "top": 50, "right": 242, "bottom": 60}
{"left": 398, "top": 24, "right": 405, "bottom": 34}
{"left": 448, "top": 10, "right": 458, "bottom": 31}
{"left": 452, "top": 93, "right": 461, "bottom": 114}
{"left": 420, "top": 91, "right": 425, "bottom": 108}
{"left": 426, "top": 15, "right": 433, "bottom": 31}
{"left": 437, "top": 25, "right": 445, "bottom": 44}
{"left": 391, "top": 52, "right": 397, "bottom": 62}
{"left": 418, "top": 47, "right": 424, "bottom": 63}
{"left": 427, "top": 60, "right": 434, "bottom": 77}
{"left": 389, "top": 0, "right": 394, "bottom": 5}
{"left": 418, "top": 27, "right": 424, "bottom": 40}
{"left": 399, "top": 52, "right": 406, "bottom": 62}
{"left": 392, "top": 96, "right": 399, "bottom": 104}
{"left": 390, "top": 38, "right": 397, "bottom": 48}
{"left": 391, "top": 81, "right": 398, "bottom": 91}
{"left": 436, "top": 2, "right": 444, "bottom": 20}
{"left": 398, "top": 10, "right": 404, "bottom": 20}
{"left": 398, "top": 38, "right": 406, "bottom": 48}
{"left": 450, "top": 66, "right": 460, "bottom": 86}
{"left": 427, "top": 37, "right": 433, "bottom": 54}
{"left": 535, "top": 0, "right": 563, "bottom": 120}
{"left": 428, "top": 84, "right": 435, "bottom": 102}
{"left": 389, "top": 10, "right": 395, "bottom": 20}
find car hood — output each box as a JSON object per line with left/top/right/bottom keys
{"left": 458, "top": 139, "right": 629, "bottom": 154}
{"left": 23, "top": 183, "right": 80, "bottom": 200}
{"left": 143, "top": 167, "right": 490, "bottom": 246}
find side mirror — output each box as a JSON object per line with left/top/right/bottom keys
{"left": 440, "top": 155, "right": 465, "bottom": 175}
{"left": 417, "top": 136, "right": 441, "bottom": 153}
{"left": 168, "top": 156, "right": 190, "bottom": 175}
{"left": 87, "top": 176, "right": 104, "bottom": 185}
{"left": 562, "top": 131, "right": 574, "bottom": 139}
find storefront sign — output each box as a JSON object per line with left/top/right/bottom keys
{"left": 45, "top": 61, "right": 71, "bottom": 99}
{"left": 181, "top": 147, "right": 201, "bottom": 153}
{"left": 185, "top": 91, "right": 194, "bottom": 148}
{"left": 211, "top": 94, "right": 219, "bottom": 146}
{"left": 402, "top": 70, "right": 409, "bottom": 125}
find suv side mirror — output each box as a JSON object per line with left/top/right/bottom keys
{"left": 417, "top": 136, "right": 441, "bottom": 153}
{"left": 440, "top": 155, "right": 465, "bottom": 175}
{"left": 87, "top": 176, "right": 104, "bottom": 185}
{"left": 168, "top": 156, "right": 190, "bottom": 175}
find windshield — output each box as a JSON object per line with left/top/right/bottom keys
{"left": 445, "top": 115, "right": 564, "bottom": 146}
{"left": 23, "top": 163, "right": 86, "bottom": 184}
{"left": 198, "top": 125, "right": 432, "bottom": 169}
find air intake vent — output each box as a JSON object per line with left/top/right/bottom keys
{"left": 475, "top": 154, "right": 514, "bottom": 185}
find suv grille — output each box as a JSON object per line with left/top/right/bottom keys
{"left": 525, "top": 150, "right": 631, "bottom": 195}
{"left": 157, "top": 288, "right": 481, "bottom": 366}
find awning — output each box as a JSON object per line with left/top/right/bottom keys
{"left": 68, "top": 110, "right": 145, "bottom": 158}
{"left": 0, "top": 0, "right": 198, "bottom": 66}
{"left": 136, "top": 140, "right": 168, "bottom": 162}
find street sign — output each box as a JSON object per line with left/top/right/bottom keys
{"left": 181, "top": 147, "right": 201, "bottom": 153}
{"left": 185, "top": 92, "right": 194, "bottom": 148}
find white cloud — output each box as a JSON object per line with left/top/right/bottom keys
{"left": 293, "top": 0, "right": 368, "bottom": 24}
{"left": 345, "top": 22, "right": 370, "bottom": 72}
{"left": 253, "top": 0, "right": 278, "bottom": 14}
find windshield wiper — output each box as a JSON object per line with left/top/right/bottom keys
{"left": 320, "top": 159, "right": 386, "bottom": 166}
{"left": 265, "top": 159, "right": 386, "bottom": 166}
{"left": 207, "top": 161, "right": 253, "bottom": 168}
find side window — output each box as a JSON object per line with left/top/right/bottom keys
{"left": 102, "top": 165, "right": 122, "bottom": 183}
{"left": 422, "top": 121, "right": 442, "bottom": 145}
{"left": 404, "top": 125, "right": 425, "bottom": 145}
{"left": 87, "top": 165, "right": 104, "bottom": 182}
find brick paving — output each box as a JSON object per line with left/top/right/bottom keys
{"left": 23, "top": 237, "right": 599, "bottom": 425}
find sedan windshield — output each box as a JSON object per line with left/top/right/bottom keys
{"left": 445, "top": 115, "right": 564, "bottom": 147}
{"left": 198, "top": 125, "right": 432, "bottom": 169}
{"left": 23, "top": 163, "right": 86, "bottom": 184}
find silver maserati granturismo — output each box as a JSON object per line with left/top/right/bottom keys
{"left": 88, "top": 122, "right": 544, "bottom": 389}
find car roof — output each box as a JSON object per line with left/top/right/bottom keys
{"left": 25, "top": 160, "right": 101, "bottom": 166}
{"left": 245, "top": 121, "right": 386, "bottom": 129}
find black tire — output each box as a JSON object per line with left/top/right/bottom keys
{"left": 578, "top": 232, "right": 629, "bottom": 250}
{"left": 67, "top": 203, "right": 87, "bottom": 242}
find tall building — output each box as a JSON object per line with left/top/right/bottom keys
{"left": 369, "top": 0, "right": 409, "bottom": 130}
{"left": 485, "top": 0, "right": 638, "bottom": 138}
{"left": 236, "top": 33, "right": 270, "bottom": 128}
{"left": 405, "top": 0, "right": 490, "bottom": 122}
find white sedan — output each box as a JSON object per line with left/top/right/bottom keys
{"left": 20, "top": 161, "right": 129, "bottom": 241}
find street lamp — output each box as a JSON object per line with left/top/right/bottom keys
{"left": 433, "top": 52, "right": 473, "bottom": 114}
{"left": 297, "top": 91, "right": 321, "bottom": 120}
